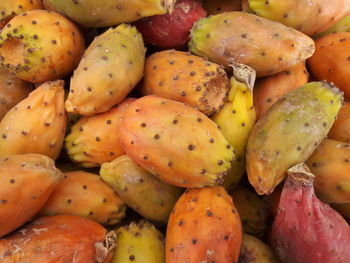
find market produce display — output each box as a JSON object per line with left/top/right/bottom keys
{"left": 0, "top": 0, "right": 349, "bottom": 262}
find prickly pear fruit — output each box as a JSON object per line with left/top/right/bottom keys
{"left": 47, "top": 0, "right": 176, "bottom": 28}
{"left": 306, "top": 139, "right": 350, "bottom": 204}
{"left": 0, "top": 80, "right": 66, "bottom": 159}
{"left": 239, "top": 234, "right": 280, "bottom": 263}
{"left": 246, "top": 0, "right": 350, "bottom": 36}
{"left": 134, "top": 0, "right": 206, "bottom": 49}
{"left": 212, "top": 64, "right": 256, "bottom": 189}
{"left": 166, "top": 187, "right": 242, "bottom": 263}
{"left": 189, "top": 11, "right": 315, "bottom": 77}
{"left": 231, "top": 186, "right": 270, "bottom": 238}
{"left": 254, "top": 62, "right": 309, "bottom": 120}
{"left": 111, "top": 220, "right": 165, "bottom": 263}
{"left": 65, "top": 24, "right": 145, "bottom": 116}
{"left": 332, "top": 203, "right": 350, "bottom": 220}
{"left": 203, "top": 0, "right": 242, "bottom": 15}
{"left": 0, "top": 68, "right": 32, "bottom": 120}
{"left": 329, "top": 101, "right": 350, "bottom": 143}
{"left": 65, "top": 98, "right": 135, "bottom": 167}
{"left": 247, "top": 82, "right": 343, "bottom": 195}
{"left": 271, "top": 163, "right": 350, "bottom": 263}
{"left": 0, "top": 10, "right": 84, "bottom": 83}
{"left": 0, "top": 153, "right": 63, "bottom": 238}
{"left": 100, "top": 155, "right": 183, "bottom": 223}
{"left": 40, "top": 171, "right": 126, "bottom": 225}
{"left": 0, "top": 215, "right": 116, "bottom": 263}
{"left": 308, "top": 32, "right": 350, "bottom": 99}
{"left": 119, "top": 96, "right": 235, "bottom": 188}
{"left": 142, "top": 50, "right": 229, "bottom": 115}
{"left": 315, "top": 14, "right": 350, "bottom": 38}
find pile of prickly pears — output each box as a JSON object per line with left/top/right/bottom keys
{"left": 1, "top": 0, "right": 350, "bottom": 262}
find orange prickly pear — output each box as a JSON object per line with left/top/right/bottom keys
{"left": 315, "top": 14, "right": 350, "bottom": 38}
{"left": 329, "top": 101, "right": 350, "bottom": 143}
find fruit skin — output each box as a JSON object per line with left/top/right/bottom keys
{"left": 332, "top": 203, "right": 350, "bottom": 220}
{"left": 203, "top": 0, "right": 242, "bottom": 15}
{"left": 212, "top": 64, "right": 256, "bottom": 189}
{"left": 0, "top": 80, "right": 66, "bottom": 159}
{"left": 306, "top": 139, "right": 350, "bottom": 204}
{"left": 65, "top": 24, "right": 145, "bottom": 116}
{"left": 253, "top": 62, "right": 309, "bottom": 120}
{"left": 308, "top": 32, "right": 350, "bottom": 99}
{"left": 119, "top": 95, "right": 235, "bottom": 188}
{"left": 40, "top": 171, "right": 126, "bottom": 225}
{"left": 0, "top": 68, "right": 32, "bottom": 120}
{"left": 246, "top": 0, "right": 350, "bottom": 36}
{"left": 0, "top": 10, "right": 84, "bottom": 83}
{"left": 142, "top": 50, "right": 229, "bottom": 115}
{"left": 166, "top": 187, "right": 242, "bottom": 263}
{"left": 100, "top": 155, "right": 183, "bottom": 223}
{"left": 65, "top": 98, "right": 135, "bottom": 167}
{"left": 329, "top": 101, "right": 350, "bottom": 143}
{"left": 271, "top": 163, "right": 350, "bottom": 263}
{"left": 47, "top": 0, "right": 176, "bottom": 28}
{"left": 0, "top": 153, "right": 63, "bottom": 238}
{"left": 315, "top": 14, "right": 350, "bottom": 38}
{"left": 0, "top": 215, "right": 115, "bottom": 263}
{"left": 134, "top": 0, "right": 206, "bottom": 49}
{"left": 246, "top": 81, "right": 343, "bottom": 195}
{"left": 111, "top": 220, "right": 165, "bottom": 263}
{"left": 189, "top": 11, "right": 315, "bottom": 77}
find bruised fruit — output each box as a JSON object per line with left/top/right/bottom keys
{"left": 316, "top": 14, "right": 350, "bottom": 38}
{"left": 65, "top": 24, "right": 145, "bottom": 116}
{"left": 142, "top": 50, "right": 229, "bottom": 115}
{"left": 247, "top": 82, "right": 343, "bottom": 195}
{"left": 329, "top": 101, "right": 350, "bottom": 143}
{"left": 271, "top": 163, "right": 350, "bottom": 263}
{"left": 189, "top": 11, "right": 315, "bottom": 77}
{"left": 166, "top": 187, "right": 242, "bottom": 263}
{"left": 111, "top": 220, "right": 165, "bottom": 263}
{"left": 0, "top": 215, "right": 115, "bottom": 263}
{"left": 0, "top": 80, "right": 66, "bottom": 159}
{"left": 0, "top": 10, "right": 84, "bottom": 83}
{"left": 0, "top": 154, "right": 63, "bottom": 238}
{"left": 119, "top": 96, "right": 235, "bottom": 188}
{"left": 203, "top": 0, "right": 242, "bottom": 15}
{"left": 100, "top": 155, "right": 183, "bottom": 223}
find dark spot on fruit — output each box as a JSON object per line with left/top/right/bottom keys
{"left": 67, "top": 199, "right": 72, "bottom": 204}
{"left": 178, "top": 219, "right": 184, "bottom": 226}
{"left": 188, "top": 144, "right": 195, "bottom": 150}
{"left": 207, "top": 210, "right": 213, "bottom": 217}
{"left": 106, "top": 120, "right": 112, "bottom": 124}
{"left": 140, "top": 123, "right": 146, "bottom": 127}
{"left": 192, "top": 239, "right": 197, "bottom": 245}
{"left": 173, "top": 119, "right": 178, "bottom": 124}
{"left": 9, "top": 179, "right": 15, "bottom": 184}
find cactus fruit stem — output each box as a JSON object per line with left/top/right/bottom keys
{"left": 230, "top": 63, "right": 256, "bottom": 91}
{"left": 287, "top": 163, "right": 315, "bottom": 187}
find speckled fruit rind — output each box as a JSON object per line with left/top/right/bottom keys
{"left": 0, "top": 68, "right": 32, "bottom": 120}
{"left": 111, "top": 220, "right": 165, "bottom": 263}
{"left": 119, "top": 96, "right": 235, "bottom": 188}
{"left": 212, "top": 64, "right": 256, "bottom": 190}
{"left": 142, "top": 50, "right": 229, "bottom": 115}
{"left": 65, "top": 24, "right": 145, "bottom": 116}
{"left": 202, "top": 0, "right": 242, "bottom": 15}
{"left": 65, "top": 98, "right": 135, "bottom": 168}
{"left": 0, "top": 80, "right": 66, "bottom": 159}
{"left": 166, "top": 187, "right": 242, "bottom": 263}
{"left": 0, "top": 154, "right": 63, "bottom": 238}
{"left": 189, "top": 11, "right": 315, "bottom": 77}
{"left": 306, "top": 139, "right": 350, "bottom": 204}
{"left": 315, "top": 14, "right": 350, "bottom": 38}
{"left": 47, "top": 0, "right": 175, "bottom": 28}
{"left": 247, "top": 0, "right": 350, "bottom": 36}
{"left": 40, "top": 171, "right": 126, "bottom": 225}
{"left": 0, "top": 10, "right": 84, "bottom": 83}
{"left": 329, "top": 102, "right": 350, "bottom": 143}
{"left": 246, "top": 81, "right": 343, "bottom": 195}
{"left": 100, "top": 155, "right": 183, "bottom": 223}
{"left": 0, "top": 215, "right": 116, "bottom": 263}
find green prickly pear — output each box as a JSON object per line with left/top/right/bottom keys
{"left": 100, "top": 155, "right": 183, "bottom": 223}
{"left": 65, "top": 24, "right": 146, "bottom": 116}
{"left": 0, "top": 80, "right": 67, "bottom": 159}
{"left": 247, "top": 82, "right": 343, "bottom": 195}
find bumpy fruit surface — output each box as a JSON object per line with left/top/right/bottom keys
{"left": 142, "top": 50, "right": 229, "bottom": 115}
{"left": 119, "top": 96, "right": 235, "bottom": 188}
{"left": 316, "top": 14, "right": 350, "bottom": 38}
{"left": 0, "top": 215, "right": 115, "bottom": 263}
{"left": 65, "top": 98, "right": 135, "bottom": 167}
{"left": 166, "top": 187, "right": 242, "bottom": 263}
{"left": 247, "top": 82, "right": 343, "bottom": 195}
{"left": 40, "top": 171, "right": 126, "bottom": 225}
{"left": 0, "top": 154, "right": 63, "bottom": 238}
{"left": 100, "top": 155, "right": 183, "bottom": 223}
{"left": 65, "top": 24, "right": 145, "bottom": 116}
{"left": 111, "top": 220, "right": 165, "bottom": 263}
{"left": 203, "top": 0, "right": 242, "bottom": 15}
{"left": 329, "top": 101, "right": 350, "bottom": 143}
{"left": 189, "top": 11, "right": 315, "bottom": 77}
{"left": 0, "top": 80, "right": 66, "bottom": 159}
{"left": 0, "top": 10, "right": 84, "bottom": 83}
